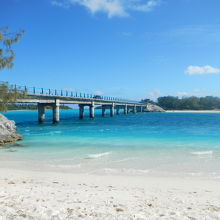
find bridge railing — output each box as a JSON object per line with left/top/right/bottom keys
{"left": 8, "top": 84, "right": 141, "bottom": 104}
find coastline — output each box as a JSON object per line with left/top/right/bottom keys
{"left": 166, "top": 110, "right": 220, "bottom": 113}
{"left": 7, "top": 109, "right": 72, "bottom": 111}
{"left": 0, "top": 168, "right": 220, "bottom": 219}
{"left": 7, "top": 109, "right": 220, "bottom": 113}
{"left": 2, "top": 111, "right": 220, "bottom": 219}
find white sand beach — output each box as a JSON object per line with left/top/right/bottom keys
{"left": 0, "top": 168, "right": 220, "bottom": 220}
{"left": 166, "top": 110, "right": 220, "bottom": 113}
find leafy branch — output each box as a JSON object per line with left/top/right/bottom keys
{"left": 0, "top": 27, "right": 25, "bottom": 70}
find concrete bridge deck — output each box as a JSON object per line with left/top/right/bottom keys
{"left": 11, "top": 85, "right": 147, "bottom": 123}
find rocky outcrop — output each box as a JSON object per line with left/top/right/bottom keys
{"left": 145, "top": 104, "right": 165, "bottom": 112}
{"left": 0, "top": 113, "right": 23, "bottom": 146}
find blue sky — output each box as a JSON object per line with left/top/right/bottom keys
{"left": 1, "top": 0, "right": 220, "bottom": 100}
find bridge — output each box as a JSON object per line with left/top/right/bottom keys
{"left": 11, "top": 84, "right": 147, "bottom": 123}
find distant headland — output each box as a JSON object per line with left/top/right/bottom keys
{"left": 142, "top": 96, "right": 220, "bottom": 111}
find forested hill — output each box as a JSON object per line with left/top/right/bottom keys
{"left": 156, "top": 96, "right": 220, "bottom": 110}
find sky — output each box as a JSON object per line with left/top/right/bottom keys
{"left": 1, "top": 0, "right": 220, "bottom": 100}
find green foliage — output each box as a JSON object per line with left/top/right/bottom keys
{"left": 0, "top": 27, "right": 25, "bottom": 70}
{"left": 0, "top": 82, "right": 25, "bottom": 112}
{"left": 140, "top": 98, "right": 155, "bottom": 104}
{"left": 157, "top": 96, "right": 220, "bottom": 110}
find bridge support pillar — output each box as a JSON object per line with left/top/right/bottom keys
{"left": 90, "top": 102, "right": 95, "bottom": 119}
{"left": 110, "top": 104, "right": 114, "bottom": 117}
{"left": 116, "top": 106, "right": 120, "bottom": 115}
{"left": 79, "top": 104, "right": 84, "bottom": 120}
{"left": 102, "top": 106, "right": 106, "bottom": 117}
{"left": 38, "top": 103, "right": 45, "bottom": 124}
{"left": 133, "top": 105, "right": 137, "bottom": 114}
{"left": 141, "top": 106, "right": 144, "bottom": 112}
{"left": 124, "top": 105, "right": 128, "bottom": 115}
{"left": 53, "top": 99, "right": 60, "bottom": 123}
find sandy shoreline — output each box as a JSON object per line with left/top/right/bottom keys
{"left": 0, "top": 168, "right": 220, "bottom": 219}
{"left": 166, "top": 110, "right": 220, "bottom": 113}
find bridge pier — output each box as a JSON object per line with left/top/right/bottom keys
{"left": 133, "top": 105, "right": 137, "bottom": 114}
{"left": 53, "top": 99, "right": 60, "bottom": 123}
{"left": 89, "top": 102, "right": 95, "bottom": 119}
{"left": 102, "top": 106, "right": 106, "bottom": 117}
{"left": 38, "top": 103, "right": 45, "bottom": 123}
{"left": 116, "top": 106, "right": 120, "bottom": 115}
{"left": 17, "top": 86, "right": 149, "bottom": 123}
{"left": 140, "top": 106, "right": 143, "bottom": 112}
{"left": 79, "top": 104, "right": 84, "bottom": 119}
{"left": 110, "top": 104, "right": 114, "bottom": 117}
{"left": 124, "top": 105, "right": 128, "bottom": 115}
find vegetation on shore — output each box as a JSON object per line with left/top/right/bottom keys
{"left": 0, "top": 27, "right": 25, "bottom": 112}
{"left": 0, "top": 82, "right": 26, "bottom": 112}
{"left": 142, "top": 96, "right": 220, "bottom": 110}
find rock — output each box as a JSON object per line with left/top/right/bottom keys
{"left": 8, "top": 181, "right": 15, "bottom": 184}
{"left": 145, "top": 104, "right": 165, "bottom": 112}
{"left": 116, "top": 208, "right": 124, "bottom": 212}
{"left": 0, "top": 113, "right": 23, "bottom": 146}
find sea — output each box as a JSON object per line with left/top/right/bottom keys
{"left": 1, "top": 110, "right": 220, "bottom": 179}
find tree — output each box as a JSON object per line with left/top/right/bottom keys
{"left": 0, "top": 27, "right": 25, "bottom": 111}
{"left": 156, "top": 96, "right": 220, "bottom": 110}
{"left": 0, "top": 27, "right": 25, "bottom": 70}
{"left": 157, "top": 96, "right": 180, "bottom": 110}
{"left": 140, "top": 98, "right": 155, "bottom": 104}
{"left": 0, "top": 82, "right": 20, "bottom": 111}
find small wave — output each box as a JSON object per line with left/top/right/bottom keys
{"left": 6, "top": 149, "right": 17, "bottom": 152}
{"left": 191, "top": 151, "right": 213, "bottom": 156}
{"left": 103, "top": 168, "right": 150, "bottom": 175}
{"left": 49, "top": 131, "right": 62, "bottom": 135}
{"left": 104, "top": 168, "right": 118, "bottom": 174}
{"left": 50, "top": 164, "right": 81, "bottom": 169}
{"left": 123, "top": 168, "right": 150, "bottom": 175}
{"left": 86, "top": 152, "right": 112, "bottom": 159}
{"left": 189, "top": 172, "right": 202, "bottom": 176}
{"left": 112, "top": 157, "right": 138, "bottom": 163}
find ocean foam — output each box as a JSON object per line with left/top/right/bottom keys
{"left": 191, "top": 151, "right": 213, "bottom": 156}
{"left": 104, "top": 168, "right": 118, "bottom": 174}
{"left": 103, "top": 168, "right": 150, "bottom": 175}
{"left": 112, "top": 157, "right": 139, "bottom": 163}
{"left": 50, "top": 164, "right": 81, "bottom": 169}
{"left": 86, "top": 152, "right": 112, "bottom": 159}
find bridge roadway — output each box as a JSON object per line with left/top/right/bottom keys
{"left": 17, "top": 94, "right": 147, "bottom": 123}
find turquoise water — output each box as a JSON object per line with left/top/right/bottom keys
{"left": 1, "top": 110, "right": 220, "bottom": 178}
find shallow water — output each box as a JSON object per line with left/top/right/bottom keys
{"left": 1, "top": 110, "right": 220, "bottom": 178}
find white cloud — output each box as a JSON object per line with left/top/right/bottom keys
{"left": 51, "top": 0, "right": 70, "bottom": 8}
{"left": 186, "top": 65, "right": 220, "bottom": 75}
{"left": 52, "top": 0, "right": 160, "bottom": 18}
{"left": 176, "top": 89, "right": 219, "bottom": 98}
{"left": 177, "top": 91, "right": 188, "bottom": 97}
{"left": 128, "top": 0, "right": 160, "bottom": 12}
{"left": 148, "top": 88, "right": 162, "bottom": 100}
{"left": 94, "top": 90, "right": 104, "bottom": 95}
{"left": 75, "top": 0, "right": 127, "bottom": 18}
